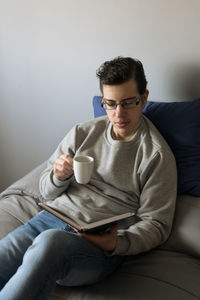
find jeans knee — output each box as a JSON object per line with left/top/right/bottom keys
{"left": 32, "top": 229, "right": 66, "bottom": 255}
{"left": 28, "top": 229, "right": 80, "bottom": 259}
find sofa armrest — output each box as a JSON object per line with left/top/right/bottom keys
{"left": 0, "top": 162, "right": 47, "bottom": 238}
{"left": 0, "top": 162, "right": 47, "bottom": 202}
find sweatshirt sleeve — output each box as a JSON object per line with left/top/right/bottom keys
{"left": 111, "top": 150, "right": 177, "bottom": 256}
{"left": 39, "top": 126, "right": 77, "bottom": 201}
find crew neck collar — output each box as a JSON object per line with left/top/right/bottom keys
{"left": 105, "top": 118, "right": 144, "bottom": 146}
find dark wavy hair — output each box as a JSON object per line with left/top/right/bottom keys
{"left": 96, "top": 56, "right": 147, "bottom": 95}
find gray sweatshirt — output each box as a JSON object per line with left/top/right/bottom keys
{"left": 39, "top": 115, "right": 177, "bottom": 256}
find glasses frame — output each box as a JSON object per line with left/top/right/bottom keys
{"left": 101, "top": 96, "right": 143, "bottom": 110}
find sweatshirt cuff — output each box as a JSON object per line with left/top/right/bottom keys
{"left": 50, "top": 170, "right": 72, "bottom": 188}
{"left": 52, "top": 174, "right": 70, "bottom": 187}
{"left": 106, "top": 235, "right": 130, "bottom": 256}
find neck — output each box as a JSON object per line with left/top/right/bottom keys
{"left": 112, "top": 120, "right": 142, "bottom": 141}
{"left": 111, "top": 128, "right": 135, "bottom": 141}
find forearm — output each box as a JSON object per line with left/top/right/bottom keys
{"left": 39, "top": 169, "right": 72, "bottom": 201}
{"left": 111, "top": 218, "right": 170, "bottom": 256}
{"left": 112, "top": 152, "right": 177, "bottom": 256}
{"left": 39, "top": 126, "right": 77, "bottom": 201}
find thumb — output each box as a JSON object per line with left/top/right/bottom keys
{"left": 65, "top": 154, "right": 74, "bottom": 166}
{"left": 110, "top": 223, "right": 118, "bottom": 234}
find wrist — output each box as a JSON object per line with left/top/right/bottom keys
{"left": 52, "top": 173, "right": 71, "bottom": 187}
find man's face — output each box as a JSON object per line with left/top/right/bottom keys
{"left": 102, "top": 79, "right": 149, "bottom": 141}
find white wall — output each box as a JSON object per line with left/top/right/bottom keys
{"left": 0, "top": 0, "right": 200, "bottom": 191}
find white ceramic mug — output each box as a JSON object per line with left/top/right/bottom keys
{"left": 73, "top": 156, "right": 94, "bottom": 184}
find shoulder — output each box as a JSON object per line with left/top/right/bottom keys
{"left": 76, "top": 116, "right": 108, "bottom": 135}
{"left": 139, "top": 116, "right": 176, "bottom": 171}
{"left": 62, "top": 116, "right": 108, "bottom": 146}
{"left": 59, "top": 116, "right": 109, "bottom": 153}
{"left": 139, "top": 116, "right": 177, "bottom": 179}
{"left": 142, "top": 115, "right": 173, "bottom": 155}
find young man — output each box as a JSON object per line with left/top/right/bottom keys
{"left": 0, "top": 57, "right": 177, "bottom": 299}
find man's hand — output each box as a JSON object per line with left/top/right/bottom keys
{"left": 80, "top": 224, "right": 118, "bottom": 252}
{"left": 54, "top": 154, "right": 74, "bottom": 181}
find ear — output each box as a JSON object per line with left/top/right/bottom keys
{"left": 142, "top": 90, "right": 149, "bottom": 108}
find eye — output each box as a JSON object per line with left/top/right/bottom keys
{"left": 123, "top": 99, "right": 135, "bottom": 106}
{"left": 106, "top": 100, "right": 116, "bottom": 107}
{"left": 124, "top": 100, "right": 132, "bottom": 105}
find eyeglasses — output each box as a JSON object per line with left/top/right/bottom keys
{"left": 101, "top": 96, "right": 142, "bottom": 110}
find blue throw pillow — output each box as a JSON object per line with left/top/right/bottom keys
{"left": 92, "top": 96, "right": 200, "bottom": 196}
{"left": 93, "top": 96, "right": 106, "bottom": 118}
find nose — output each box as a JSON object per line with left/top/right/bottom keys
{"left": 115, "top": 104, "right": 126, "bottom": 117}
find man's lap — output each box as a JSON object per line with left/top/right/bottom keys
{"left": 0, "top": 210, "right": 124, "bottom": 288}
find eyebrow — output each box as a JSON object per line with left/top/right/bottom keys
{"left": 103, "top": 96, "right": 137, "bottom": 102}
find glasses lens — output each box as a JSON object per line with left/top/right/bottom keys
{"left": 104, "top": 100, "right": 116, "bottom": 110}
{"left": 103, "top": 97, "right": 141, "bottom": 110}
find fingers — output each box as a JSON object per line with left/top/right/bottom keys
{"left": 79, "top": 224, "right": 118, "bottom": 252}
{"left": 110, "top": 223, "right": 118, "bottom": 234}
{"left": 54, "top": 154, "right": 74, "bottom": 181}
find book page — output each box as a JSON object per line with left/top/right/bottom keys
{"left": 38, "top": 203, "right": 82, "bottom": 230}
{"left": 79, "top": 212, "right": 135, "bottom": 232}
{"left": 40, "top": 201, "right": 86, "bottom": 227}
{"left": 39, "top": 203, "right": 135, "bottom": 233}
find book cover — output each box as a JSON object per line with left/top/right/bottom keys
{"left": 38, "top": 202, "right": 135, "bottom": 233}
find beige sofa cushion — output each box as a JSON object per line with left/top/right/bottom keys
{"left": 0, "top": 195, "right": 41, "bottom": 239}
{"left": 160, "top": 194, "right": 200, "bottom": 258}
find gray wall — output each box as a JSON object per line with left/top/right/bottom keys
{"left": 1, "top": 0, "right": 200, "bottom": 191}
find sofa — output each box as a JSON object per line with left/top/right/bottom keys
{"left": 0, "top": 97, "right": 200, "bottom": 299}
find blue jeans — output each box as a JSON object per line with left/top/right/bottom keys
{"left": 0, "top": 210, "right": 124, "bottom": 300}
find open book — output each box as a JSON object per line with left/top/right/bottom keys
{"left": 38, "top": 202, "right": 135, "bottom": 233}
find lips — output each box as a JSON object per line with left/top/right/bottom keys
{"left": 115, "top": 122, "right": 129, "bottom": 128}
